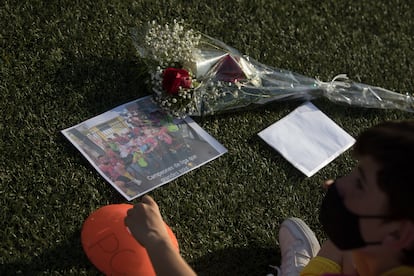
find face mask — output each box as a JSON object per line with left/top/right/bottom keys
{"left": 319, "top": 181, "right": 390, "bottom": 250}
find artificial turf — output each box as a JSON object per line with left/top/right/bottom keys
{"left": 1, "top": 0, "right": 414, "bottom": 274}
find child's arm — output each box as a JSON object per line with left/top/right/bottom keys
{"left": 125, "top": 195, "right": 196, "bottom": 276}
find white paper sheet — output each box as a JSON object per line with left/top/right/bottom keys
{"left": 258, "top": 102, "right": 355, "bottom": 177}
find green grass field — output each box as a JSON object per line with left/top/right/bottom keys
{"left": 1, "top": 0, "right": 413, "bottom": 274}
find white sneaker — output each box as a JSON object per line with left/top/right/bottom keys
{"left": 278, "top": 217, "right": 321, "bottom": 276}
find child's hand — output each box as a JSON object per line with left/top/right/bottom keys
{"left": 124, "top": 195, "right": 171, "bottom": 249}
{"left": 125, "top": 195, "right": 196, "bottom": 276}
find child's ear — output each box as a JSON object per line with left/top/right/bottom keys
{"left": 399, "top": 220, "right": 414, "bottom": 250}
{"left": 384, "top": 220, "right": 414, "bottom": 250}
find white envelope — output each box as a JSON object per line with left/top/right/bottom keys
{"left": 258, "top": 102, "right": 355, "bottom": 177}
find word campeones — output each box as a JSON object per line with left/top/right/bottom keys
{"left": 146, "top": 155, "right": 197, "bottom": 181}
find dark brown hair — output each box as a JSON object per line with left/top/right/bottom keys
{"left": 353, "top": 120, "right": 414, "bottom": 265}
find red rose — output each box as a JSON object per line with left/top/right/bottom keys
{"left": 162, "top": 68, "right": 192, "bottom": 95}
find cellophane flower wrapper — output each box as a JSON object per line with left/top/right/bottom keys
{"left": 132, "top": 20, "right": 414, "bottom": 117}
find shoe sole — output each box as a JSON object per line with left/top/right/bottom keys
{"left": 280, "top": 217, "right": 321, "bottom": 257}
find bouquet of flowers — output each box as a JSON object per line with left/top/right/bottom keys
{"left": 132, "top": 20, "right": 414, "bottom": 117}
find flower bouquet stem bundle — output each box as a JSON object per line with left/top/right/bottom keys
{"left": 132, "top": 20, "right": 414, "bottom": 117}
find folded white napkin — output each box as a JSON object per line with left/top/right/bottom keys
{"left": 258, "top": 102, "right": 355, "bottom": 177}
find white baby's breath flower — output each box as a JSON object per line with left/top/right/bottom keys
{"left": 141, "top": 20, "right": 201, "bottom": 68}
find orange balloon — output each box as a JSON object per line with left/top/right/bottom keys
{"left": 81, "top": 204, "right": 179, "bottom": 275}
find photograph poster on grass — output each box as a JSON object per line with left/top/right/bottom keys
{"left": 62, "top": 96, "right": 227, "bottom": 201}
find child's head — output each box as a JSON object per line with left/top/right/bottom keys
{"left": 353, "top": 120, "right": 414, "bottom": 264}
{"left": 320, "top": 120, "right": 414, "bottom": 265}
{"left": 353, "top": 120, "right": 414, "bottom": 223}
